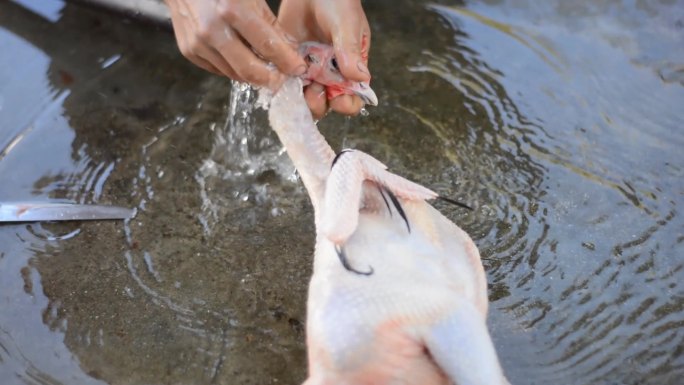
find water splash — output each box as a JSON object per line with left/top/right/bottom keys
{"left": 195, "top": 81, "right": 299, "bottom": 235}
{"left": 225, "top": 82, "right": 295, "bottom": 178}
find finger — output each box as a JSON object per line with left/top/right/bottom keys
{"left": 192, "top": 54, "right": 223, "bottom": 76}
{"left": 168, "top": 0, "right": 277, "bottom": 83}
{"left": 217, "top": 1, "right": 306, "bottom": 76}
{"left": 276, "top": 0, "right": 313, "bottom": 42}
{"left": 168, "top": 6, "right": 223, "bottom": 77}
{"left": 168, "top": 1, "right": 194, "bottom": 59}
{"left": 197, "top": 45, "right": 241, "bottom": 78}
{"left": 189, "top": 30, "right": 242, "bottom": 79}
{"left": 321, "top": 1, "right": 372, "bottom": 82}
{"left": 180, "top": 38, "right": 230, "bottom": 78}
{"left": 329, "top": 94, "right": 364, "bottom": 116}
{"left": 213, "top": 28, "right": 286, "bottom": 90}
{"left": 304, "top": 83, "right": 328, "bottom": 120}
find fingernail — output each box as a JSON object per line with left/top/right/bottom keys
{"left": 357, "top": 61, "right": 370, "bottom": 77}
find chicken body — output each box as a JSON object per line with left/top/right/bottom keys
{"left": 265, "top": 73, "right": 506, "bottom": 385}
{"left": 307, "top": 193, "right": 500, "bottom": 385}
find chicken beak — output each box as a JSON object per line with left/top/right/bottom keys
{"left": 350, "top": 81, "right": 378, "bottom": 106}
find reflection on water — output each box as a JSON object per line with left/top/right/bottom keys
{"left": 1, "top": 0, "right": 683, "bottom": 384}
{"left": 401, "top": 2, "right": 684, "bottom": 383}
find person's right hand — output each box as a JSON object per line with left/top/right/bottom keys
{"left": 278, "top": 0, "right": 372, "bottom": 119}
{"left": 164, "top": 0, "right": 307, "bottom": 90}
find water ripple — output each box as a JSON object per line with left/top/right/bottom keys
{"left": 409, "top": 2, "right": 684, "bottom": 383}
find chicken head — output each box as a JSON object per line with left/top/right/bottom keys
{"left": 299, "top": 42, "right": 378, "bottom": 106}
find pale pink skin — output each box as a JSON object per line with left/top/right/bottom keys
{"left": 299, "top": 42, "right": 378, "bottom": 106}
{"left": 266, "top": 75, "right": 508, "bottom": 385}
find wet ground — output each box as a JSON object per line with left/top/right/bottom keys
{"left": 1, "top": 0, "right": 683, "bottom": 384}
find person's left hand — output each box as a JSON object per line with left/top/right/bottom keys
{"left": 164, "top": 0, "right": 307, "bottom": 89}
{"left": 278, "top": 0, "right": 372, "bottom": 119}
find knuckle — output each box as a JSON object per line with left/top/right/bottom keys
{"left": 256, "top": 38, "right": 278, "bottom": 58}
{"left": 243, "top": 71, "right": 269, "bottom": 86}
{"left": 178, "top": 43, "right": 193, "bottom": 58}
{"left": 261, "top": 10, "right": 277, "bottom": 27}
{"left": 235, "top": 65, "right": 268, "bottom": 85}
{"left": 187, "top": 37, "right": 202, "bottom": 55}
{"left": 218, "top": 4, "right": 241, "bottom": 24}
{"left": 256, "top": 39, "right": 301, "bottom": 74}
{"left": 196, "top": 23, "right": 212, "bottom": 42}
{"left": 182, "top": 33, "right": 200, "bottom": 50}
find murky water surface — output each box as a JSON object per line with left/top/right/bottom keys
{"left": 1, "top": 0, "right": 683, "bottom": 384}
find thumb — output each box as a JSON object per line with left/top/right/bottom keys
{"left": 324, "top": 3, "right": 371, "bottom": 82}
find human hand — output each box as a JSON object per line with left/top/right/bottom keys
{"left": 164, "top": 0, "right": 307, "bottom": 90}
{"left": 278, "top": 0, "right": 372, "bottom": 119}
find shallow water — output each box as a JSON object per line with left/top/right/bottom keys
{"left": 1, "top": 0, "right": 683, "bottom": 384}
